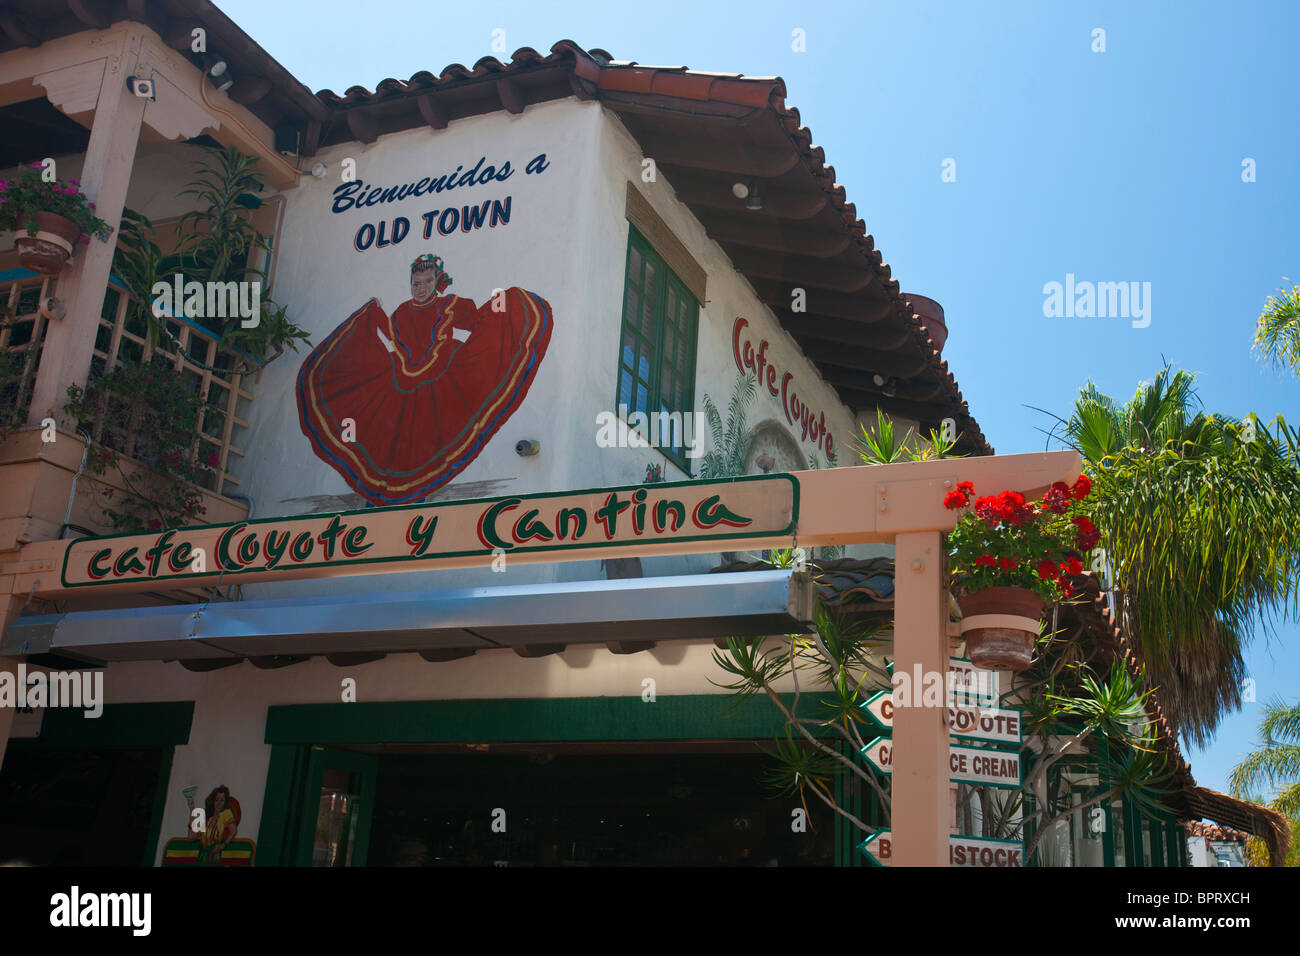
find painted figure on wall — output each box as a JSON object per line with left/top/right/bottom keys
{"left": 296, "top": 254, "right": 554, "bottom": 505}
{"left": 185, "top": 784, "right": 240, "bottom": 866}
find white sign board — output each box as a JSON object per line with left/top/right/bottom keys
{"left": 859, "top": 736, "right": 1021, "bottom": 788}
{"left": 858, "top": 829, "right": 1024, "bottom": 868}
{"left": 860, "top": 690, "right": 1022, "bottom": 745}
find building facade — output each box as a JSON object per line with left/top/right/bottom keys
{"left": 0, "top": 2, "right": 1282, "bottom": 867}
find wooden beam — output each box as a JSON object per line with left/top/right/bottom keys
{"left": 647, "top": 140, "right": 798, "bottom": 178}
{"left": 663, "top": 167, "right": 827, "bottom": 219}
{"left": 179, "top": 658, "right": 241, "bottom": 672}
{"left": 68, "top": 0, "right": 113, "bottom": 29}
{"left": 776, "top": 310, "right": 912, "bottom": 351}
{"left": 419, "top": 647, "right": 477, "bottom": 662}
{"left": 798, "top": 340, "right": 929, "bottom": 380}
{"left": 302, "top": 117, "right": 321, "bottom": 157}
{"left": 163, "top": 19, "right": 203, "bottom": 51}
{"left": 416, "top": 93, "right": 448, "bottom": 130}
{"left": 816, "top": 366, "right": 947, "bottom": 403}
{"left": 0, "top": 7, "right": 40, "bottom": 46}
{"left": 495, "top": 76, "right": 524, "bottom": 114}
{"left": 749, "top": 279, "right": 894, "bottom": 322}
{"left": 892, "top": 530, "right": 949, "bottom": 865}
{"left": 514, "top": 643, "right": 567, "bottom": 658}
{"left": 831, "top": 384, "right": 963, "bottom": 425}
{"left": 345, "top": 109, "right": 377, "bottom": 144}
{"left": 325, "top": 652, "right": 387, "bottom": 666}
{"left": 229, "top": 74, "right": 273, "bottom": 106}
{"left": 725, "top": 247, "right": 877, "bottom": 294}
{"left": 248, "top": 655, "right": 309, "bottom": 669}
{"left": 606, "top": 641, "right": 656, "bottom": 655}
{"left": 695, "top": 209, "right": 850, "bottom": 259}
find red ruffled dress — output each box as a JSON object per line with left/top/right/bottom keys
{"left": 296, "top": 288, "right": 553, "bottom": 505}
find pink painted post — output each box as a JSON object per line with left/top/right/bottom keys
{"left": 26, "top": 32, "right": 147, "bottom": 426}
{"left": 891, "top": 530, "right": 950, "bottom": 866}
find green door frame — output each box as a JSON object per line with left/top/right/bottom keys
{"left": 258, "top": 694, "right": 867, "bottom": 867}
{"left": 293, "top": 746, "right": 377, "bottom": 867}
{"left": 11, "top": 702, "right": 194, "bottom": 866}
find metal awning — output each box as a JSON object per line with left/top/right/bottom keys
{"left": 3, "top": 570, "right": 816, "bottom": 665}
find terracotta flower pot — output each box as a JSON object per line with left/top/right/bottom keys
{"left": 956, "top": 586, "right": 1044, "bottom": 672}
{"left": 14, "top": 211, "right": 83, "bottom": 275}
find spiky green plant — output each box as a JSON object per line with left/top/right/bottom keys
{"left": 1254, "top": 280, "right": 1300, "bottom": 376}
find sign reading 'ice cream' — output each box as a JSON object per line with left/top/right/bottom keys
{"left": 60, "top": 475, "right": 799, "bottom": 589}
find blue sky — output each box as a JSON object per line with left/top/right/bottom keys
{"left": 217, "top": 0, "right": 1300, "bottom": 798}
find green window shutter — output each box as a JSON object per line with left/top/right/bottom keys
{"left": 615, "top": 225, "right": 699, "bottom": 474}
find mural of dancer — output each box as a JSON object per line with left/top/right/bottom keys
{"left": 296, "top": 254, "right": 554, "bottom": 505}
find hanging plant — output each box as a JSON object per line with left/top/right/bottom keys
{"left": 944, "top": 475, "right": 1097, "bottom": 670}
{"left": 0, "top": 164, "right": 111, "bottom": 274}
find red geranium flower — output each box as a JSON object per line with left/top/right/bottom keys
{"left": 944, "top": 490, "right": 968, "bottom": 510}
{"left": 975, "top": 554, "right": 997, "bottom": 567}
{"left": 957, "top": 481, "right": 974, "bottom": 496}
{"left": 998, "top": 557, "right": 1017, "bottom": 571}
{"left": 1042, "top": 483, "right": 1071, "bottom": 515}
{"left": 1062, "top": 556, "right": 1084, "bottom": 576}
{"left": 1037, "top": 559, "right": 1058, "bottom": 580}
{"left": 1072, "top": 474, "right": 1092, "bottom": 499}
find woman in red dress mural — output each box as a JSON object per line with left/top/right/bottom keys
{"left": 296, "top": 254, "right": 553, "bottom": 505}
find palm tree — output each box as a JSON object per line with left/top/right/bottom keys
{"left": 1229, "top": 697, "right": 1299, "bottom": 866}
{"left": 1254, "top": 280, "right": 1300, "bottom": 375}
{"left": 1055, "top": 367, "right": 1300, "bottom": 747}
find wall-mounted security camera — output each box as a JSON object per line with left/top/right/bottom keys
{"left": 515, "top": 439, "right": 541, "bottom": 457}
{"left": 126, "top": 76, "right": 155, "bottom": 101}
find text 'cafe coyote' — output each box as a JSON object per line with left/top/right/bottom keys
{"left": 65, "top": 477, "right": 796, "bottom": 587}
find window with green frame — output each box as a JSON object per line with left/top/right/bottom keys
{"left": 616, "top": 225, "right": 699, "bottom": 473}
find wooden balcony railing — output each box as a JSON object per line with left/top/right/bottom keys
{"left": 0, "top": 268, "right": 257, "bottom": 497}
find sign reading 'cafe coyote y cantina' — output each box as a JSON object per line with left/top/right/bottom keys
{"left": 61, "top": 475, "right": 798, "bottom": 588}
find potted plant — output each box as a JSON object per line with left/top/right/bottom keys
{"left": 944, "top": 475, "right": 1098, "bottom": 670}
{"left": 0, "top": 164, "right": 111, "bottom": 274}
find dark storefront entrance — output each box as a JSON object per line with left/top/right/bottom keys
{"left": 260, "top": 696, "right": 871, "bottom": 867}
{"left": 0, "top": 702, "right": 193, "bottom": 866}
{"left": 364, "top": 745, "right": 834, "bottom": 866}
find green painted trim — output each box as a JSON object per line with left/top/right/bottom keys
{"left": 1123, "top": 797, "right": 1141, "bottom": 867}
{"left": 265, "top": 694, "right": 809, "bottom": 745}
{"left": 1147, "top": 814, "right": 1165, "bottom": 866}
{"left": 26, "top": 701, "right": 193, "bottom": 748}
{"left": 294, "top": 747, "right": 378, "bottom": 866}
{"left": 257, "top": 743, "right": 308, "bottom": 867}
{"left": 142, "top": 745, "right": 175, "bottom": 867}
{"left": 1165, "top": 818, "right": 1182, "bottom": 867}
{"left": 614, "top": 224, "right": 700, "bottom": 476}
